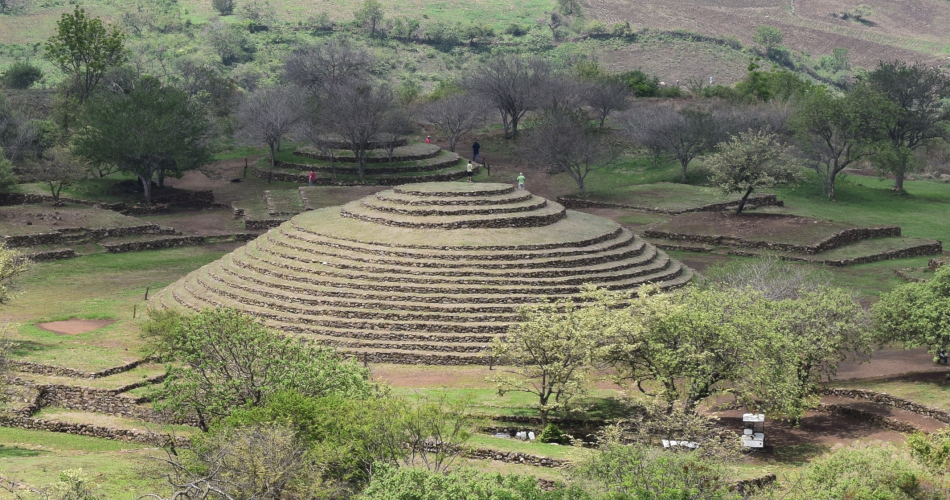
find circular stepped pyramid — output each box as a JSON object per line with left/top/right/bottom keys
{"left": 156, "top": 183, "right": 693, "bottom": 365}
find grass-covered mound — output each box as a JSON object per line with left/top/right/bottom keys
{"left": 156, "top": 182, "right": 693, "bottom": 365}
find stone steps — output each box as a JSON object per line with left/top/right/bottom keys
{"left": 244, "top": 239, "right": 675, "bottom": 282}
{"left": 375, "top": 189, "right": 534, "bottom": 206}
{"left": 340, "top": 199, "right": 567, "bottom": 229}
{"left": 360, "top": 195, "right": 549, "bottom": 217}
{"left": 285, "top": 221, "right": 638, "bottom": 260}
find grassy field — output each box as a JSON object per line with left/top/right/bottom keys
{"left": 4, "top": 246, "right": 235, "bottom": 371}
{"left": 830, "top": 375, "right": 950, "bottom": 412}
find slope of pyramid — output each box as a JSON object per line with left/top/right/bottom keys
{"left": 155, "top": 183, "right": 693, "bottom": 365}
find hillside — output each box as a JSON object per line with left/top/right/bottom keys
{"left": 584, "top": 0, "right": 950, "bottom": 71}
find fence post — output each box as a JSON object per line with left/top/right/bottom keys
{"left": 244, "top": 158, "right": 248, "bottom": 178}
{"left": 144, "top": 286, "right": 150, "bottom": 300}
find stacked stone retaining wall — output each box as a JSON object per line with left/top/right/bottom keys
{"left": 251, "top": 165, "right": 473, "bottom": 185}
{"left": 557, "top": 194, "right": 782, "bottom": 214}
{"left": 728, "top": 240, "right": 943, "bottom": 267}
{"left": 0, "top": 414, "right": 189, "bottom": 446}
{"left": 823, "top": 387, "right": 950, "bottom": 424}
{"left": 289, "top": 147, "right": 442, "bottom": 164}
{"left": 7, "top": 357, "right": 153, "bottom": 379}
{"left": 3, "top": 224, "right": 176, "bottom": 248}
{"left": 645, "top": 225, "right": 902, "bottom": 254}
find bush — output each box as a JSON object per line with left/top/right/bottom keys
{"left": 538, "top": 423, "right": 569, "bottom": 444}
{"left": 504, "top": 23, "right": 529, "bottom": 36}
{"left": 211, "top": 0, "right": 234, "bottom": 16}
{"left": 617, "top": 69, "right": 659, "bottom": 97}
{"left": 585, "top": 20, "right": 607, "bottom": 35}
{"left": 2, "top": 61, "right": 43, "bottom": 89}
{"left": 358, "top": 466, "right": 585, "bottom": 500}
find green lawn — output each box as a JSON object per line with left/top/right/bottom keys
{"left": 6, "top": 247, "right": 234, "bottom": 371}
{"left": 0, "top": 427, "right": 159, "bottom": 500}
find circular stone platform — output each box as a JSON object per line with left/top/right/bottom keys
{"left": 155, "top": 182, "right": 693, "bottom": 365}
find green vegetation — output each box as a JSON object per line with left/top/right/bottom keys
{"left": 873, "top": 264, "right": 950, "bottom": 362}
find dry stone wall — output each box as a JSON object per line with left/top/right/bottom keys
{"left": 558, "top": 194, "right": 782, "bottom": 214}
{"left": 3, "top": 224, "right": 177, "bottom": 248}
{"left": 645, "top": 225, "right": 902, "bottom": 254}
{"left": 823, "top": 388, "right": 950, "bottom": 424}
{"left": 0, "top": 414, "right": 189, "bottom": 446}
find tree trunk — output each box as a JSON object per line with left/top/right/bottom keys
{"left": 735, "top": 187, "right": 754, "bottom": 215}
{"left": 269, "top": 143, "right": 276, "bottom": 167}
{"left": 680, "top": 159, "right": 689, "bottom": 183}
{"left": 828, "top": 172, "right": 837, "bottom": 201}
{"left": 140, "top": 175, "right": 153, "bottom": 204}
{"left": 599, "top": 115, "right": 607, "bottom": 129}
{"left": 894, "top": 170, "right": 905, "bottom": 191}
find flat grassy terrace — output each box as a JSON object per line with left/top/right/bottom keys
{"left": 829, "top": 373, "right": 950, "bottom": 413}
{"left": 4, "top": 247, "right": 235, "bottom": 371}
{"left": 0, "top": 205, "right": 147, "bottom": 236}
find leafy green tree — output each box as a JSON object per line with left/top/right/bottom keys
{"left": 873, "top": 264, "right": 950, "bottom": 363}
{"left": 753, "top": 26, "right": 783, "bottom": 54}
{"left": 489, "top": 290, "right": 603, "bottom": 426}
{"left": 705, "top": 130, "right": 801, "bottom": 215}
{"left": 211, "top": 0, "right": 235, "bottom": 16}
{"left": 354, "top": 0, "right": 385, "bottom": 37}
{"left": 44, "top": 7, "right": 127, "bottom": 105}
{"left": 866, "top": 60, "right": 950, "bottom": 191}
{"left": 0, "top": 0, "right": 31, "bottom": 15}
{"left": 752, "top": 444, "right": 948, "bottom": 500}
{"left": 149, "top": 308, "right": 374, "bottom": 431}
{"left": 73, "top": 78, "right": 213, "bottom": 202}
{"left": 792, "top": 85, "right": 895, "bottom": 200}
{"left": 597, "top": 285, "right": 773, "bottom": 413}
{"left": 2, "top": 61, "right": 43, "bottom": 89}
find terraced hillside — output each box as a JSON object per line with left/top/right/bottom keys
{"left": 156, "top": 182, "right": 693, "bottom": 365}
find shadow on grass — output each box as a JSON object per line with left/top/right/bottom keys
{"left": 0, "top": 446, "right": 44, "bottom": 458}
{"left": 9, "top": 339, "right": 53, "bottom": 357}
{"left": 772, "top": 443, "right": 829, "bottom": 465}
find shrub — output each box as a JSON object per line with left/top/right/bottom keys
{"left": 2, "top": 60, "right": 43, "bottom": 89}
{"left": 504, "top": 23, "right": 529, "bottom": 36}
{"left": 211, "top": 0, "right": 234, "bottom": 16}
{"left": 585, "top": 20, "right": 607, "bottom": 35}
{"left": 538, "top": 423, "right": 569, "bottom": 444}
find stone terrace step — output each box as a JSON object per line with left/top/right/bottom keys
{"left": 394, "top": 183, "right": 513, "bottom": 197}
{"left": 340, "top": 200, "right": 567, "bottom": 229}
{"left": 375, "top": 189, "right": 534, "bottom": 206}
{"left": 284, "top": 223, "right": 638, "bottom": 261}
{"left": 252, "top": 236, "right": 669, "bottom": 279}
{"left": 360, "top": 196, "right": 549, "bottom": 217}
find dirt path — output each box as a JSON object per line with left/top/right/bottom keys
{"left": 35, "top": 319, "right": 115, "bottom": 335}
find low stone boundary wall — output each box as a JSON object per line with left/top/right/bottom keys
{"left": 816, "top": 403, "right": 921, "bottom": 433}
{"left": 0, "top": 414, "right": 189, "bottom": 447}
{"left": 8, "top": 357, "right": 154, "bottom": 379}
{"left": 645, "top": 225, "right": 902, "bottom": 255}
{"left": 251, "top": 165, "right": 473, "bottom": 186}
{"left": 340, "top": 204, "right": 564, "bottom": 230}
{"left": 463, "top": 448, "right": 569, "bottom": 468}
{"left": 245, "top": 218, "right": 287, "bottom": 230}
{"left": 3, "top": 224, "right": 176, "bottom": 248}
{"left": 25, "top": 249, "right": 76, "bottom": 262}
{"left": 0, "top": 190, "right": 215, "bottom": 210}
{"left": 103, "top": 236, "right": 206, "bottom": 253}
{"left": 823, "top": 387, "right": 950, "bottom": 424}
{"left": 728, "top": 240, "right": 943, "bottom": 267}
{"left": 557, "top": 194, "right": 782, "bottom": 215}
{"left": 293, "top": 145, "right": 435, "bottom": 164}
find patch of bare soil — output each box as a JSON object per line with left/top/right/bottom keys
{"left": 716, "top": 409, "right": 906, "bottom": 454}
{"left": 35, "top": 319, "right": 115, "bottom": 335}
{"left": 835, "top": 347, "right": 950, "bottom": 380}
{"left": 139, "top": 208, "right": 246, "bottom": 236}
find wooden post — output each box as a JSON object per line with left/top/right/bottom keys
{"left": 363, "top": 352, "right": 368, "bottom": 367}
{"left": 133, "top": 304, "right": 136, "bottom": 319}
{"left": 485, "top": 159, "right": 491, "bottom": 177}
{"left": 244, "top": 158, "right": 248, "bottom": 178}
{"left": 489, "top": 355, "right": 493, "bottom": 371}
{"left": 144, "top": 286, "right": 150, "bottom": 300}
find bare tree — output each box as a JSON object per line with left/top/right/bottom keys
{"left": 296, "top": 109, "right": 339, "bottom": 181}
{"left": 21, "top": 147, "right": 87, "bottom": 205}
{"left": 419, "top": 93, "right": 488, "bottom": 152}
{"left": 621, "top": 103, "right": 722, "bottom": 182}
{"left": 236, "top": 86, "right": 306, "bottom": 167}
{"left": 520, "top": 109, "right": 617, "bottom": 193}
{"left": 322, "top": 79, "right": 394, "bottom": 183}
{"left": 535, "top": 71, "right": 587, "bottom": 115}
{"left": 379, "top": 107, "right": 412, "bottom": 163}
{"left": 465, "top": 55, "right": 550, "bottom": 139}
{"left": 284, "top": 40, "right": 374, "bottom": 93}
{"left": 586, "top": 79, "right": 630, "bottom": 129}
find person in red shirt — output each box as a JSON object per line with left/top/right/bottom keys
{"left": 308, "top": 169, "right": 316, "bottom": 186}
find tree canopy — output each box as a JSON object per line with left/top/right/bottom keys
{"left": 873, "top": 264, "right": 950, "bottom": 362}
{"left": 705, "top": 130, "right": 801, "bottom": 215}
{"left": 44, "top": 7, "right": 127, "bottom": 105}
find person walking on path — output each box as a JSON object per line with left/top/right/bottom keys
{"left": 308, "top": 169, "right": 316, "bottom": 186}
{"left": 472, "top": 140, "right": 480, "bottom": 162}
{"left": 466, "top": 161, "right": 474, "bottom": 182}
{"left": 517, "top": 173, "right": 525, "bottom": 190}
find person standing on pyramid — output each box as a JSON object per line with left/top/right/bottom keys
{"left": 517, "top": 173, "right": 525, "bottom": 190}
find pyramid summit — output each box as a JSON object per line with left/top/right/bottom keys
{"left": 155, "top": 182, "right": 693, "bottom": 364}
